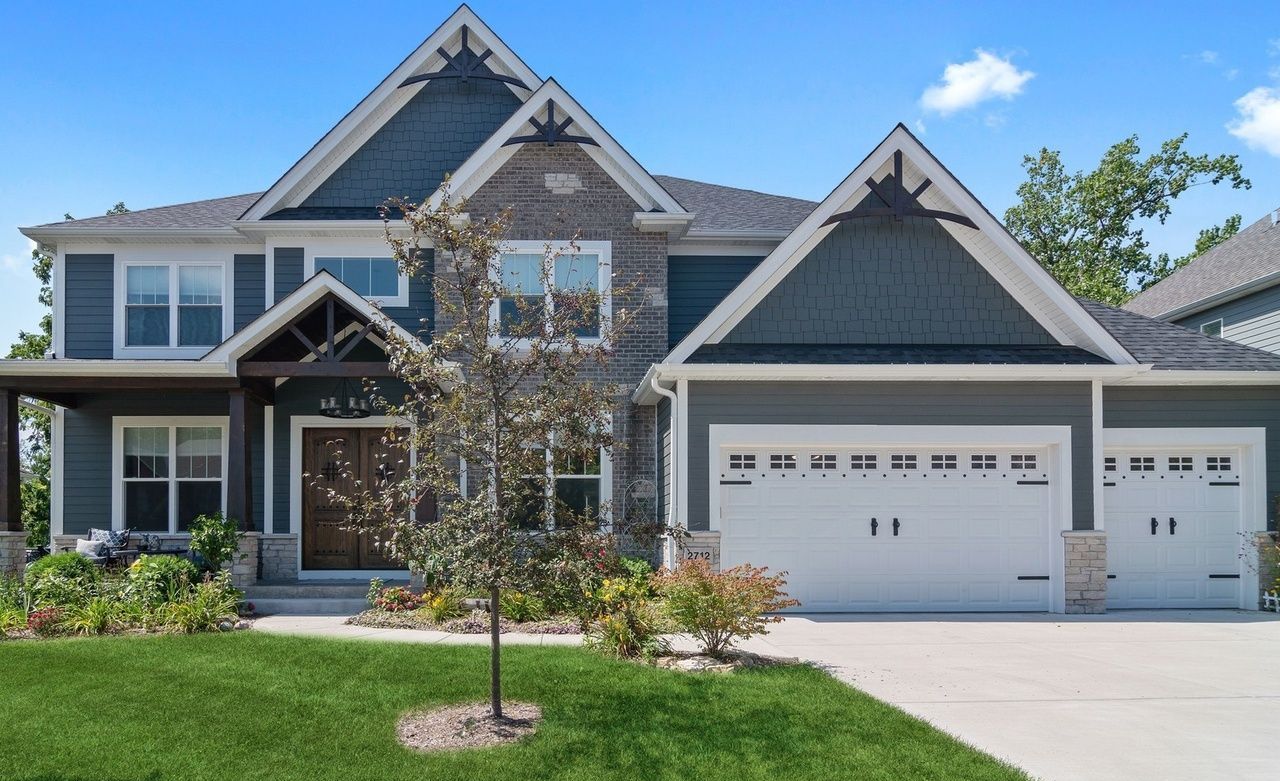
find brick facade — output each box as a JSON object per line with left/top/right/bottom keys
{"left": 458, "top": 144, "right": 669, "bottom": 539}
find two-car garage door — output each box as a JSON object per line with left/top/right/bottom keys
{"left": 719, "top": 443, "right": 1056, "bottom": 612}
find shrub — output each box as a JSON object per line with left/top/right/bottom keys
{"left": 0, "top": 574, "right": 28, "bottom": 613}
{"left": 0, "top": 606, "right": 26, "bottom": 632}
{"left": 24, "top": 552, "right": 101, "bottom": 607}
{"left": 498, "top": 591, "right": 548, "bottom": 623}
{"left": 584, "top": 578, "right": 666, "bottom": 659}
{"left": 62, "top": 597, "right": 122, "bottom": 636}
{"left": 160, "top": 573, "right": 240, "bottom": 633}
{"left": 619, "top": 556, "right": 655, "bottom": 594}
{"left": 373, "top": 585, "right": 422, "bottom": 612}
{"left": 366, "top": 577, "right": 385, "bottom": 608}
{"left": 187, "top": 512, "right": 244, "bottom": 572}
{"left": 653, "top": 560, "right": 800, "bottom": 656}
{"left": 126, "top": 554, "right": 199, "bottom": 608}
{"left": 418, "top": 588, "right": 465, "bottom": 623}
{"left": 27, "top": 607, "right": 63, "bottom": 636}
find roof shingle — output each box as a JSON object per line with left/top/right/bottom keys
{"left": 1081, "top": 298, "right": 1280, "bottom": 371}
{"left": 29, "top": 193, "right": 263, "bottom": 230}
{"left": 653, "top": 175, "right": 815, "bottom": 233}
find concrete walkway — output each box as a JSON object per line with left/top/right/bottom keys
{"left": 253, "top": 614, "right": 583, "bottom": 646}
{"left": 730, "top": 610, "right": 1280, "bottom": 781}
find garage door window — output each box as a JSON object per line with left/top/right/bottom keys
{"left": 971, "top": 454, "right": 997, "bottom": 470}
{"left": 810, "top": 454, "right": 837, "bottom": 470}
{"left": 1104, "top": 457, "right": 1117, "bottom": 472}
{"left": 1129, "top": 456, "right": 1155, "bottom": 472}
{"left": 1207, "top": 456, "right": 1231, "bottom": 472}
{"left": 850, "top": 454, "right": 877, "bottom": 470}
{"left": 891, "top": 454, "right": 917, "bottom": 470}
{"left": 770, "top": 454, "right": 797, "bottom": 470}
{"left": 1011, "top": 454, "right": 1037, "bottom": 471}
{"left": 931, "top": 454, "right": 958, "bottom": 470}
{"left": 1168, "top": 456, "right": 1193, "bottom": 471}
{"left": 728, "top": 454, "right": 756, "bottom": 471}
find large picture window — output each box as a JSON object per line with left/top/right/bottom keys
{"left": 493, "top": 241, "right": 610, "bottom": 342}
{"left": 314, "top": 256, "right": 401, "bottom": 299}
{"left": 117, "top": 421, "right": 225, "bottom": 533}
{"left": 123, "top": 262, "right": 225, "bottom": 348}
{"left": 511, "top": 442, "right": 610, "bottom": 530}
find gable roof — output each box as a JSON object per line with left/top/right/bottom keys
{"left": 1124, "top": 209, "right": 1280, "bottom": 319}
{"left": 22, "top": 193, "right": 262, "bottom": 239}
{"left": 239, "top": 5, "right": 540, "bottom": 222}
{"left": 202, "top": 271, "right": 424, "bottom": 367}
{"left": 665, "top": 124, "right": 1136, "bottom": 366}
{"left": 653, "top": 176, "right": 816, "bottom": 234}
{"left": 1081, "top": 298, "right": 1280, "bottom": 371}
{"left": 429, "top": 78, "right": 690, "bottom": 220}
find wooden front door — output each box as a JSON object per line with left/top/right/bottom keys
{"left": 302, "top": 427, "right": 413, "bottom": 570}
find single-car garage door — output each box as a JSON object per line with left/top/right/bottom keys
{"left": 718, "top": 445, "right": 1056, "bottom": 612}
{"left": 1103, "top": 449, "right": 1245, "bottom": 608}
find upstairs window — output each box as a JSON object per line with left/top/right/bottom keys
{"left": 314, "top": 256, "right": 401, "bottom": 299}
{"left": 493, "top": 242, "right": 609, "bottom": 342}
{"left": 1200, "top": 319, "right": 1223, "bottom": 338}
{"left": 122, "top": 262, "right": 226, "bottom": 350}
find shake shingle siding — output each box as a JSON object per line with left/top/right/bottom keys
{"left": 63, "top": 254, "right": 114, "bottom": 358}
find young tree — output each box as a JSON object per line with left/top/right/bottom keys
{"left": 327, "top": 193, "right": 636, "bottom": 719}
{"left": 1004, "top": 134, "right": 1249, "bottom": 305}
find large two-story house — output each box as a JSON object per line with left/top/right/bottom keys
{"left": 3, "top": 6, "right": 1280, "bottom": 614}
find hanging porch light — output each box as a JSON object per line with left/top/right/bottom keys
{"left": 319, "top": 378, "right": 372, "bottom": 419}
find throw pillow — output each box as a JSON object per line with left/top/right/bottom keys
{"left": 75, "top": 538, "right": 106, "bottom": 558}
{"left": 89, "top": 528, "right": 130, "bottom": 548}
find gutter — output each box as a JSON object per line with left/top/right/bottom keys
{"left": 648, "top": 376, "right": 680, "bottom": 552}
{"left": 1147, "top": 269, "right": 1280, "bottom": 322}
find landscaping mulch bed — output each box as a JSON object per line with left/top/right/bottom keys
{"left": 396, "top": 701, "right": 542, "bottom": 753}
{"left": 653, "top": 649, "right": 802, "bottom": 673}
{"left": 347, "top": 608, "right": 580, "bottom": 635}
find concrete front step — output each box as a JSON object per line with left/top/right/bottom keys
{"left": 245, "top": 580, "right": 406, "bottom": 600}
{"left": 250, "top": 598, "right": 371, "bottom": 616}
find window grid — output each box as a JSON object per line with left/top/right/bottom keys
{"left": 1207, "top": 456, "right": 1232, "bottom": 472}
{"left": 498, "top": 251, "right": 602, "bottom": 339}
{"left": 931, "top": 454, "right": 958, "bottom": 470}
{"left": 1011, "top": 454, "right": 1037, "bottom": 471}
{"left": 728, "top": 454, "right": 756, "bottom": 471}
{"left": 314, "top": 256, "right": 400, "bottom": 298}
{"left": 890, "top": 454, "right": 918, "bottom": 470}
{"left": 123, "top": 263, "right": 224, "bottom": 349}
{"left": 1129, "top": 456, "right": 1156, "bottom": 472}
{"left": 121, "top": 424, "right": 224, "bottom": 534}
{"left": 810, "top": 453, "right": 837, "bottom": 470}
{"left": 769, "top": 454, "right": 797, "bottom": 470}
{"left": 1104, "top": 457, "right": 1117, "bottom": 472}
{"left": 971, "top": 454, "right": 997, "bottom": 470}
{"left": 1168, "top": 456, "right": 1193, "bottom": 472}
{"left": 850, "top": 454, "right": 877, "bottom": 470}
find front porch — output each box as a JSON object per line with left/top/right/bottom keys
{"left": 0, "top": 275, "right": 440, "bottom": 582}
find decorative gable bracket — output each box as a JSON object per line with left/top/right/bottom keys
{"left": 501, "top": 100, "right": 599, "bottom": 148}
{"left": 822, "top": 151, "right": 978, "bottom": 230}
{"left": 398, "top": 25, "right": 530, "bottom": 90}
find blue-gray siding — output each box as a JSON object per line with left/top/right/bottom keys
{"left": 723, "top": 205, "right": 1055, "bottom": 345}
{"left": 61, "top": 393, "right": 265, "bottom": 535}
{"left": 273, "top": 247, "right": 304, "bottom": 304}
{"left": 685, "top": 381, "right": 1094, "bottom": 531}
{"left": 667, "top": 255, "right": 762, "bottom": 347}
{"left": 1104, "top": 386, "right": 1280, "bottom": 531}
{"left": 234, "top": 254, "right": 266, "bottom": 331}
{"left": 1172, "top": 284, "right": 1280, "bottom": 354}
{"left": 301, "top": 78, "right": 521, "bottom": 209}
{"left": 63, "top": 254, "right": 114, "bottom": 358}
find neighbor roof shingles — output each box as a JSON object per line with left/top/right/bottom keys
{"left": 1124, "top": 209, "right": 1280, "bottom": 318}
{"left": 1081, "top": 298, "right": 1280, "bottom": 371}
{"left": 654, "top": 175, "right": 815, "bottom": 233}
{"left": 28, "top": 193, "right": 264, "bottom": 230}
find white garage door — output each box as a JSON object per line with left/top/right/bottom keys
{"left": 719, "top": 446, "right": 1055, "bottom": 612}
{"left": 1104, "top": 450, "right": 1244, "bottom": 608}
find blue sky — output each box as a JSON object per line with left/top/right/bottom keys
{"left": 1, "top": 1, "right": 1278, "bottom": 349}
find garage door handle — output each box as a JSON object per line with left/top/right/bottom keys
{"left": 1150, "top": 517, "right": 1158, "bottom": 535}
{"left": 1169, "top": 517, "right": 1176, "bottom": 536}
{"left": 892, "top": 518, "right": 900, "bottom": 537}
{"left": 871, "top": 518, "right": 878, "bottom": 536}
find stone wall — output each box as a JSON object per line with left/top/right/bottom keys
{"left": 260, "top": 534, "right": 299, "bottom": 581}
{"left": 227, "top": 533, "right": 259, "bottom": 588}
{"left": 1063, "top": 531, "right": 1107, "bottom": 614}
{"left": 0, "top": 531, "right": 24, "bottom": 577}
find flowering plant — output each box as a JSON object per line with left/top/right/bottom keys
{"left": 27, "top": 607, "right": 63, "bottom": 637}
{"left": 373, "top": 586, "right": 422, "bottom": 612}
{"left": 653, "top": 560, "right": 800, "bottom": 656}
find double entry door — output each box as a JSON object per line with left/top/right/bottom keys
{"left": 302, "top": 427, "right": 417, "bottom": 570}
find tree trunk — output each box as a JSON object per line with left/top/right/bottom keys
{"left": 489, "top": 583, "right": 502, "bottom": 719}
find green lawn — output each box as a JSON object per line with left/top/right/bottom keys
{"left": 0, "top": 633, "right": 1026, "bottom": 781}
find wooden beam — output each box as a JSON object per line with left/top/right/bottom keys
{"left": 227, "top": 389, "right": 254, "bottom": 532}
{"left": 333, "top": 321, "right": 377, "bottom": 362}
{"left": 238, "top": 361, "right": 390, "bottom": 377}
{"left": 0, "top": 390, "right": 20, "bottom": 532}
{"left": 0, "top": 377, "right": 239, "bottom": 392}
{"left": 289, "top": 324, "right": 328, "bottom": 362}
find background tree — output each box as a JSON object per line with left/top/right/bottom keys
{"left": 7, "top": 202, "right": 127, "bottom": 546}
{"left": 1004, "top": 134, "right": 1249, "bottom": 305}
{"left": 328, "top": 193, "right": 637, "bottom": 720}
{"left": 1145, "top": 213, "right": 1243, "bottom": 291}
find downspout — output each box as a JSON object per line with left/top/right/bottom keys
{"left": 649, "top": 374, "right": 679, "bottom": 567}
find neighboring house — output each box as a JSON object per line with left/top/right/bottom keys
{"left": 1126, "top": 209, "right": 1280, "bottom": 351}
{"left": 2, "top": 6, "right": 1279, "bottom": 613}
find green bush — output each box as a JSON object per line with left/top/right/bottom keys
{"left": 653, "top": 560, "right": 800, "bottom": 656}
{"left": 498, "top": 591, "right": 548, "bottom": 623}
{"left": 62, "top": 597, "right": 122, "bottom": 636}
{"left": 365, "top": 577, "right": 385, "bottom": 608}
{"left": 126, "top": 554, "right": 199, "bottom": 608}
{"left": 159, "top": 573, "right": 240, "bottom": 633}
{"left": 188, "top": 512, "right": 244, "bottom": 572}
{"left": 24, "top": 552, "right": 101, "bottom": 607}
{"left": 583, "top": 578, "right": 666, "bottom": 659}
{"left": 418, "top": 588, "right": 465, "bottom": 623}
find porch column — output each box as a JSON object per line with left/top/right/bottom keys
{"left": 1, "top": 390, "right": 25, "bottom": 576}
{"left": 227, "top": 389, "right": 255, "bottom": 532}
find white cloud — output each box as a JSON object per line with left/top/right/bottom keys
{"left": 914, "top": 118, "right": 927, "bottom": 134}
{"left": 0, "top": 239, "right": 34, "bottom": 274}
{"left": 1269, "top": 38, "right": 1280, "bottom": 57}
{"left": 1227, "top": 86, "right": 1280, "bottom": 156}
{"left": 919, "top": 50, "right": 1034, "bottom": 116}
{"left": 1226, "top": 68, "right": 1239, "bottom": 81}
{"left": 1198, "top": 50, "right": 1219, "bottom": 64}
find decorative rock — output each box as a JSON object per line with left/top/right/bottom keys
{"left": 217, "top": 620, "right": 235, "bottom": 632}
{"left": 234, "top": 620, "right": 252, "bottom": 631}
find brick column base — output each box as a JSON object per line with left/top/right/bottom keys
{"left": 259, "top": 534, "right": 299, "bottom": 581}
{"left": 666, "top": 531, "right": 720, "bottom": 571}
{"left": 1256, "top": 532, "right": 1278, "bottom": 608}
{"left": 0, "top": 531, "right": 25, "bottom": 577}
{"left": 227, "top": 533, "right": 259, "bottom": 589}
{"left": 1063, "top": 530, "right": 1107, "bottom": 614}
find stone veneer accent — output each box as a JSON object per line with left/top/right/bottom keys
{"left": 664, "top": 531, "right": 721, "bottom": 571}
{"left": 260, "top": 534, "right": 300, "bottom": 581}
{"left": 0, "top": 531, "right": 25, "bottom": 576}
{"left": 1257, "top": 532, "right": 1278, "bottom": 607}
{"left": 1063, "top": 530, "right": 1108, "bottom": 614}
{"left": 228, "top": 533, "right": 259, "bottom": 588}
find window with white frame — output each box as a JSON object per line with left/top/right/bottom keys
{"left": 512, "top": 443, "right": 609, "bottom": 529}
{"left": 314, "top": 256, "right": 401, "bottom": 299}
{"left": 123, "top": 263, "right": 225, "bottom": 348}
{"left": 1200, "top": 319, "right": 1223, "bottom": 338}
{"left": 494, "top": 242, "right": 610, "bottom": 341}
{"left": 119, "top": 423, "right": 225, "bottom": 533}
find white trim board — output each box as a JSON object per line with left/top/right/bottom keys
{"left": 303, "top": 240, "right": 410, "bottom": 308}
{"left": 664, "top": 124, "right": 1135, "bottom": 367}
{"left": 1101, "top": 426, "right": 1266, "bottom": 610}
{"left": 428, "top": 78, "right": 690, "bottom": 220}
{"left": 707, "top": 423, "right": 1074, "bottom": 613}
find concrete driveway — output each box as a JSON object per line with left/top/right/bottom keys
{"left": 735, "top": 611, "right": 1280, "bottom": 781}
